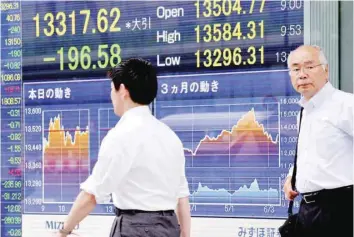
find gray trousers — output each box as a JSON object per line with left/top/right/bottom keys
{"left": 109, "top": 209, "right": 180, "bottom": 237}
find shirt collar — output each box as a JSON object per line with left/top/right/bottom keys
{"left": 298, "top": 82, "right": 335, "bottom": 110}
{"left": 115, "top": 105, "right": 151, "bottom": 127}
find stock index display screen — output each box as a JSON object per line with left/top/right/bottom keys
{"left": 1, "top": 0, "right": 303, "bottom": 236}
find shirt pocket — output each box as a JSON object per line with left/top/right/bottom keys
{"left": 313, "top": 116, "right": 341, "bottom": 159}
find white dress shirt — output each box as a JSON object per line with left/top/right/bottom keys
{"left": 80, "top": 106, "right": 189, "bottom": 210}
{"left": 288, "top": 82, "right": 353, "bottom": 193}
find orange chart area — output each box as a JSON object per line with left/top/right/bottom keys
{"left": 43, "top": 111, "right": 90, "bottom": 202}
{"left": 185, "top": 108, "right": 278, "bottom": 155}
{"left": 184, "top": 108, "right": 279, "bottom": 168}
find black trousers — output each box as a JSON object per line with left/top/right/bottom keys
{"left": 109, "top": 208, "right": 180, "bottom": 237}
{"left": 296, "top": 185, "right": 353, "bottom": 237}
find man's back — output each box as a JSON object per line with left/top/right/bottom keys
{"left": 113, "top": 106, "right": 188, "bottom": 210}
{"left": 82, "top": 105, "right": 189, "bottom": 210}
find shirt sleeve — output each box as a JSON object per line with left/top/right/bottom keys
{"left": 178, "top": 148, "right": 190, "bottom": 198}
{"left": 337, "top": 97, "right": 354, "bottom": 137}
{"left": 80, "top": 133, "right": 134, "bottom": 204}
{"left": 287, "top": 166, "right": 294, "bottom": 178}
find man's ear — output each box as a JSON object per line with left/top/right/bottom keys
{"left": 323, "top": 65, "right": 329, "bottom": 82}
{"left": 119, "top": 84, "right": 130, "bottom": 99}
{"left": 323, "top": 64, "right": 329, "bottom": 73}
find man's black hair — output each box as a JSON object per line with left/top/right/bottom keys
{"left": 108, "top": 58, "right": 158, "bottom": 105}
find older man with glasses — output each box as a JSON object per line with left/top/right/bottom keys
{"left": 282, "top": 45, "right": 353, "bottom": 237}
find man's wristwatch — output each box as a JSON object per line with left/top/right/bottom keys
{"left": 59, "top": 228, "right": 72, "bottom": 236}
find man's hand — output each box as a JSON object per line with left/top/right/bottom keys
{"left": 53, "top": 232, "right": 68, "bottom": 237}
{"left": 283, "top": 176, "right": 299, "bottom": 200}
{"left": 53, "top": 232, "right": 78, "bottom": 237}
{"left": 176, "top": 196, "right": 191, "bottom": 237}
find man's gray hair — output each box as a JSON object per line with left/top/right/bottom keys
{"left": 287, "top": 45, "right": 328, "bottom": 70}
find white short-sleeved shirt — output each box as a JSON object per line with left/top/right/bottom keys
{"left": 80, "top": 105, "right": 189, "bottom": 210}
{"left": 288, "top": 82, "right": 353, "bottom": 193}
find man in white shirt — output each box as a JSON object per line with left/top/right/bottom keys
{"left": 56, "top": 58, "right": 191, "bottom": 237}
{"left": 283, "top": 45, "right": 353, "bottom": 237}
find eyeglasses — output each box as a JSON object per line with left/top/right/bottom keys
{"left": 289, "top": 64, "right": 323, "bottom": 75}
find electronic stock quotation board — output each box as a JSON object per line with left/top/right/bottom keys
{"left": 1, "top": 0, "right": 303, "bottom": 236}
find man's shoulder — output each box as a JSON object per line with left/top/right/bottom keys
{"left": 332, "top": 88, "right": 353, "bottom": 107}
{"left": 333, "top": 88, "right": 353, "bottom": 98}
{"left": 155, "top": 118, "right": 184, "bottom": 146}
{"left": 101, "top": 118, "right": 141, "bottom": 145}
{"left": 100, "top": 126, "right": 124, "bottom": 148}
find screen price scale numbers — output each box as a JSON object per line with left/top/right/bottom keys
{"left": 0, "top": 1, "right": 23, "bottom": 237}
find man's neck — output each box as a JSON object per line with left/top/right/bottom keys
{"left": 302, "top": 94, "right": 312, "bottom": 101}
{"left": 122, "top": 102, "right": 143, "bottom": 115}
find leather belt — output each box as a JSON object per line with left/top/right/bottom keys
{"left": 114, "top": 207, "right": 175, "bottom": 216}
{"left": 301, "top": 185, "right": 353, "bottom": 204}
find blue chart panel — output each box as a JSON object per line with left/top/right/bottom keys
{"left": 155, "top": 71, "right": 301, "bottom": 218}
{"left": 23, "top": 74, "right": 301, "bottom": 218}
{"left": 23, "top": 75, "right": 301, "bottom": 218}
{"left": 23, "top": 79, "right": 119, "bottom": 215}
